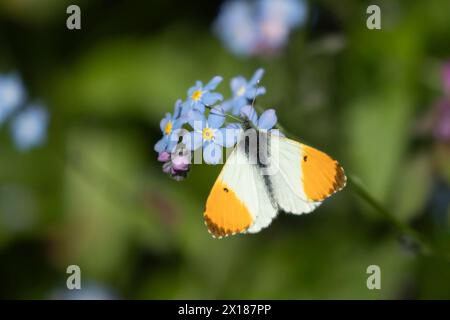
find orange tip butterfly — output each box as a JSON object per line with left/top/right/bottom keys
{"left": 203, "top": 126, "right": 346, "bottom": 238}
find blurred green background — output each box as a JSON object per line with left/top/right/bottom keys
{"left": 0, "top": 0, "right": 449, "bottom": 299}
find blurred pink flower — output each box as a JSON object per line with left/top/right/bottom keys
{"left": 433, "top": 100, "right": 450, "bottom": 142}
{"left": 420, "top": 63, "right": 450, "bottom": 143}
{"left": 442, "top": 62, "right": 450, "bottom": 94}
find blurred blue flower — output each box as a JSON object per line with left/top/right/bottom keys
{"left": 241, "top": 105, "right": 280, "bottom": 132}
{"left": 183, "top": 106, "right": 227, "bottom": 164}
{"left": 11, "top": 104, "right": 49, "bottom": 151}
{"left": 223, "top": 68, "right": 266, "bottom": 115}
{"left": 0, "top": 73, "right": 26, "bottom": 125}
{"left": 154, "top": 100, "right": 186, "bottom": 153}
{"left": 214, "top": 0, "right": 308, "bottom": 57}
{"left": 427, "top": 178, "right": 450, "bottom": 226}
{"left": 51, "top": 282, "right": 119, "bottom": 300}
{"left": 186, "top": 76, "right": 223, "bottom": 113}
{"left": 257, "top": 0, "right": 308, "bottom": 49}
{"left": 214, "top": 0, "right": 258, "bottom": 56}
{"left": 259, "top": 0, "right": 307, "bottom": 29}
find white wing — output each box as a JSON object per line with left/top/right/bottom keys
{"left": 265, "top": 134, "right": 322, "bottom": 215}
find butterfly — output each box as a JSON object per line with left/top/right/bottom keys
{"left": 203, "top": 122, "right": 346, "bottom": 238}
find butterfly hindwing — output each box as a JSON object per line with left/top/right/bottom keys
{"left": 204, "top": 143, "right": 277, "bottom": 238}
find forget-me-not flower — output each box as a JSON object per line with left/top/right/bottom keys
{"left": 11, "top": 104, "right": 49, "bottom": 151}
{"left": 186, "top": 76, "right": 223, "bottom": 113}
{"left": 0, "top": 73, "right": 26, "bottom": 125}
{"left": 154, "top": 100, "right": 186, "bottom": 153}
{"left": 240, "top": 105, "right": 283, "bottom": 135}
{"left": 223, "top": 68, "right": 266, "bottom": 115}
{"left": 182, "top": 106, "right": 230, "bottom": 164}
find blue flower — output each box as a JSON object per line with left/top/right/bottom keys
{"left": 179, "top": 100, "right": 202, "bottom": 125}
{"left": 0, "top": 73, "right": 26, "bottom": 125}
{"left": 186, "top": 76, "right": 223, "bottom": 113}
{"left": 154, "top": 100, "right": 186, "bottom": 153}
{"left": 11, "top": 104, "right": 49, "bottom": 151}
{"left": 241, "top": 105, "right": 281, "bottom": 133}
{"left": 223, "top": 68, "right": 266, "bottom": 115}
{"left": 182, "top": 106, "right": 229, "bottom": 164}
{"left": 214, "top": 0, "right": 258, "bottom": 56}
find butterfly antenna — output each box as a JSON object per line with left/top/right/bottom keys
{"left": 251, "top": 80, "right": 260, "bottom": 109}
{"left": 205, "top": 105, "right": 244, "bottom": 123}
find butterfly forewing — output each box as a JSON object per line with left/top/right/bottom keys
{"left": 267, "top": 135, "right": 346, "bottom": 215}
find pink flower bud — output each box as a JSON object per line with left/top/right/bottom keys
{"left": 157, "top": 151, "right": 170, "bottom": 162}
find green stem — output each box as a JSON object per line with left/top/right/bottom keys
{"left": 273, "top": 120, "right": 440, "bottom": 258}
{"left": 347, "top": 175, "right": 433, "bottom": 255}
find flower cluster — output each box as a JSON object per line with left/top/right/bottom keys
{"left": 154, "top": 68, "right": 279, "bottom": 180}
{"left": 214, "top": 0, "right": 308, "bottom": 57}
{"left": 0, "top": 73, "right": 49, "bottom": 151}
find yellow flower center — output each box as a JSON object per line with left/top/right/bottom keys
{"left": 202, "top": 128, "right": 214, "bottom": 141}
{"left": 191, "top": 89, "right": 203, "bottom": 101}
{"left": 237, "top": 86, "right": 246, "bottom": 97}
{"left": 164, "top": 121, "right": 173, "bottom": 135}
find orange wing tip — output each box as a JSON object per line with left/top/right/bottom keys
{"left": 334, "top": 162, "right": 347, "bottom": 192}
{"left": 309, "top": 161, "right": 346, "bottom": 201}
{"left": 301, "top": 144, "right": 347, "bottom": 202}
{"left": 204, "top": 214, "right": 250, "bottom": 238}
